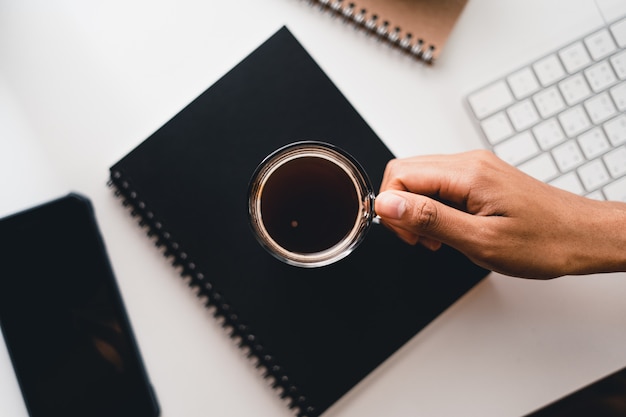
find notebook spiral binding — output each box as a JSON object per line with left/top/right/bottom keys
{"left": 305, "top": 0, "right": 436, "bottom": 63}
{"left": 108, "top": 171, "right": 317, "bottom": 417}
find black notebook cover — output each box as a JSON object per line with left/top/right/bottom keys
{"left": 109, "top": 27, "right": 488, "bottom": 417}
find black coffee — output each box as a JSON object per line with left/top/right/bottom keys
{"left": 260, "top": 156, "right": 359, "bottom": 253}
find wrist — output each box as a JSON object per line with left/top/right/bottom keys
{"left": 567, "top": 200, "right": 626, "bottom": 275}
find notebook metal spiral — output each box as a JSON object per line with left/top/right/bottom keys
{"left": 108, "top": 172, "right": 316, "bottom": 417}
{"left": 305, "top": 0, "right": 435, "bottom": 62}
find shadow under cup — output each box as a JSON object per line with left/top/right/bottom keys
{"left": 248, "top": 141, "right": 376, "bottom": 268}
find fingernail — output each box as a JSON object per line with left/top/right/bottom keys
{"left": 375, "top": 192, "right": 406, "bottom": 220}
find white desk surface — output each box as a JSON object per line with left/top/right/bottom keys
{"left": 2, "top": 1, "right": 626, "bottom": 416}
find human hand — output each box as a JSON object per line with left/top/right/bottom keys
{"left": 375, "top": 150, "right": 626, "bottom": 279}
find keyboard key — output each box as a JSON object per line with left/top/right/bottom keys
{"left": 584, "top": 92, "right": 617, "bottom": 124}
{"left": 533, "top": 54, "right": 566, "bottom": 86}
{"left": 533, "top": 118, "right": 567, "bottom": 150}
{"left": 609, "top": 81, "right": 626, "bottom": 111}
{"left": 611, "top": 50, "right": 626, "bottom": 79}
{"left": 585, "top": 60, "right": 617, "bottom": 92}
{"left": 603, "top": 114, "right": 626, "bottom": 146}
{"left": 578, "top": 127, "right": 610, "bottom": 159}
{"left": 518, "top": 153, "right": 559, "bottom": 182}
{"left": 586, "top": 190, "right": 606, "bottom": 200}
{"left": 507, "top": 67, "right": 540, "bottom": 99}
{"left": 552, "top": 139, "right": 585, "bottom": 172}
{"left": 578, "top": 159, "right": 611, "bottom": 191}
{"left": 603, "top": 146, "right": 626, "bottom": 178}
{"left": 507, "top": 99, "right": 540, "bottom": 131}
{"left": 558, "top": 105, "right": 591, "bottom": 138}
{"left": 610, "top": 17, "right": 626, "bottom": 48}
{"left": 558, "top": 73, "right": 592, "bottom": 105}
{"left": 550, "top": 172, "right": 585, "bottom": 195}
{"left": 559, "top": 41, "right": 592, "bottom": 73}
{"left": 468, "top": 81, "right": 514, "bottom": 119}
{"left": 467, "top": 18, "right": 626, "bottom": 205}
{"left": 533, "top": 86, "right": 566, "bottom": 118}
{"left": 584, "top": 28, "right": 617, "bottom": 61}
{"left": 494, "top": 131, "right": 539, "bottom": 166}
{"left": 481, "top": 112, "right": 514, "bottom": 145}
{"left": 603, "top": 176, "right": 626, "bottom": 202}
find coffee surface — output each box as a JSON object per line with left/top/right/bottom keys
{"left": 260, "top": 156, "right": 359, "bottom": 253}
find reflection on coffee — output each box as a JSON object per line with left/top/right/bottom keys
{"left": 260, "top": 156, "right": 359, "bottom": 253}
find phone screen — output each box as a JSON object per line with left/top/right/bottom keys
{"left": 0, "top": 194, "right": 159, "bottom": 417}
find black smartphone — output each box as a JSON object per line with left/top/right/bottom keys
{"left": 0, "top": 194, "right": 159, "bottom": 417}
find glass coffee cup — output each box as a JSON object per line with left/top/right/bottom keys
{"left": 248, "top": 141, "right": 376, "bottom": 268}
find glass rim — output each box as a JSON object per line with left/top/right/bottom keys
{"left": 247, "top": 141, "right": 376, "bottom": 268}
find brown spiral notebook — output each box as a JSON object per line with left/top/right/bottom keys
{"left": 303, "top": 0, "right": 469, "bottom": 62}
{"left": 108, "top": 27, "right": 488, "bottom": 417}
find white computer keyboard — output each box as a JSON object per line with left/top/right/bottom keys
{"left": 466, "top": 16, "right": 626, "bottom": 202}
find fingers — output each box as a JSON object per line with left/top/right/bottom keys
{"left": 380, "top": 150, "right": 497, "bottom": 209}
{"left": 388, "top": 226, "right": 443, "bottom": 251}
{"left": 375, "top": 190, "right": 477, "bottom": 250}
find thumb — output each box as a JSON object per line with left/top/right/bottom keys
{"left": 375, "top": 190, "right": 476, "bottom": 248}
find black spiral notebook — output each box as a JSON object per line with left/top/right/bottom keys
{"left": 109, "top": 27, "right": 488, "bottom": 417}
